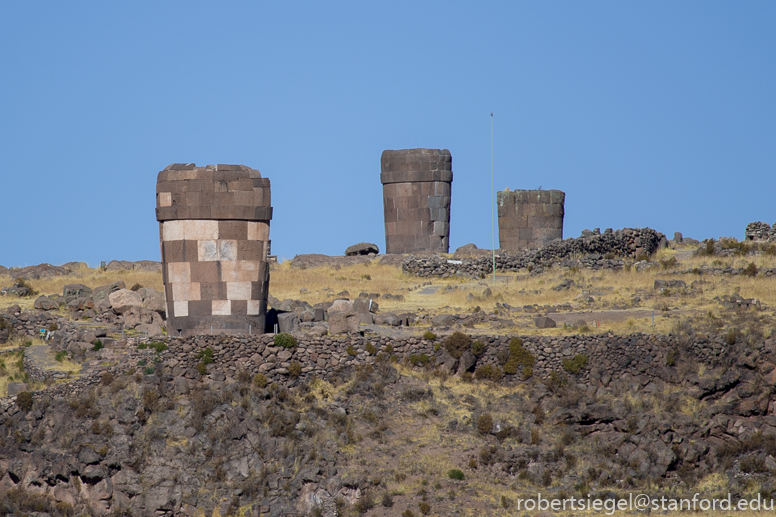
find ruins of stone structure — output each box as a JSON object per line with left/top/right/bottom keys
{"left": 497, "top": 189, "right": 565, "bottom": 250}
{"left": 156, "top": 163, "right": 272, "bottom": 336}
{"left": 381, "top": 148, "right": 453, "bottom": 254}
{"left": 745, "top": 221, "right": 775, "bottom": 242}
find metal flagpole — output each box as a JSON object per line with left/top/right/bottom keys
{"left": 491, "top": 113, "right": 496, "bottom": 285}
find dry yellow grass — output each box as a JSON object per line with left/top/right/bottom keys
{"left": 0, "top": 266, "right": 164, "bottom": 312}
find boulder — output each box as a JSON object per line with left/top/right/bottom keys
{"left": 140, "top": 288, "right": 166, "bottom": 317}
{"left": 34, "top": 295, "right": 58, "bottom": 311}
{"left": 654, "top": 279, "right": 686, "bottom": 290}
{"left": 328, "top": 299, "right": 354, "bottom": 313}
{"left": 62, "top": 284, "right": 92, "bottom": 298}
{"left": 431, "top": 314, "right": 455, "bottom": 326}
{"left": 534, "top": 316, "right": 556, "bottom": 329}
{"left": 456, "top": 351, "right": 476, "bottom": 375}
{"left": 108, "top": 289, "right": 143, "bottom": 314}
{"left": 277, "top": 312, "right": 301, "bottom": 333}
{"left": 328, "top": 312, "right": 360, "bottom": 334}
{"left": 345, "top": 242, "right": 379, "bottom": 256}
{"left": 7, "top": 382, "right": 28, "bottom": 397}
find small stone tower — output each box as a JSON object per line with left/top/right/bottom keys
{"left": 497, "top": 189, "right": 565, "bottom": 250}
{"left": 156, "top": 163, "right": 272, "bottom": 336}
{"left": 381, "top": 148, "right": 453, "bottom": 254}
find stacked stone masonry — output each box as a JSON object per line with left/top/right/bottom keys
{"left": 498, "top": 189, "right": 565, "bottom": 250}
{"left": 404, "top": 227, "right": 664, "bottom": 278}
{"left": 381, "top": 148, "right": 453, "bottom": 254}
{"left": 156, "top": 163, "right": 272, "bottom": 337}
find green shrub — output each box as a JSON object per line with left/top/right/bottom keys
{"left": 385, "top": 344, "right": 393, "bottom": 354}
{"left": 196, "top": 347, "right": 214, "bottom": 364}
{"left": 409, "top": 354, "right": 430, "bottom": 366}
{"left": 562, "top": 354, "right": 588, "bottom": 374}
{"left": 444, "top": 332, "right": 471, "bottom": 359}
{"left": 743, "top": 262, "right": 758, "bottom": 277}
{"left": 288, "top": 361, "right": 302, "bottom": 378}
{"left": 196, "top": 362, "right": 208, "bottom": 376}
{"left": 137, "top": 359, "right": 147, "bottom": 366}
{"left": 418, "top": 502, "right": 430, "bottom": 515}
{"left": 92, "top": 340, "right": 103, "bottom": 351}
{"left": 509, "top": 338, "right": 535, "bottom": 366}
{"left": 137, "top": 343, "right": 147, "bottom": 350}
{"left": 55, "top": 351, "right": 67, "bottom": 362}
{"left": 447, "top": 469, "right": 465, "bottom": 480}
{"left": 474, "top": 364, "right": 502, "bottom": 381}
{"left": 253, "top": 373, "right": 268, "bottom": 388}
{"left": 402, "top": 510, "right": 415, "bottom": 517}
{"left": 523, "top": 366, "right": 533, "bottom": 379}
{"left": 365, "top": 343, "right": 377, "bottom": 355}
{"left": 144, "top": 367, "right": 155, "bottom": 375}
{"left": 725, "top": 328, "right": 739, "bottom": 345}
{"left": 666, "top": 350, "right": 677, "bottom": 366}
{"left": 477, "top": 413, "right": 493, "bottom": 434}
{"left": 422, "top": 330, "right": 437, "bottom": 341}
{"left": 274, "top": 333, "right": 297, "bottom": 348}
{"left": 16, "top": 391, "right": 33, "bottom": 411}
{"left": 149, "top": 342, "right": 167, "bottom": 353}
{"left": 346, "top": 345, "right": 358, "bottom": 356}
{"left": 471, "top": 340, "right": 486, "bottom": 356}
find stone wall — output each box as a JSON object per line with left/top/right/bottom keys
{"left": 498, "top": 189, "right": 565, "bottom": 250}
{"left": 404, "top": 227, "right": 664, "bottom": 278}
{"left": 156, "top": 163, "right": 272, "bottom": 337}
{"left": 381, "top": 149, "right": 453, "bottom": 254}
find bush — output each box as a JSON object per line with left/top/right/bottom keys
{"left": 474, "top": 364, "right": 502, "bottom": 381}
{"left": 365, "top": 343, "right": 377, "bottom": 355}
{"left": 346, "top": 345, "right": 358, "bottom": 356}
{"left": 743, "top": 262, "right": 758, "bottom": 277}
{"left": 725, "top": 328, "right": 739, "bottom": 345}
{"left": 16, "top": 391, "right": 33, "bottom": 411}
{"left": 253, "top": 373, "right": 268, "bottom": 388}
{"left": 471, "top": 340, "right": 486, "bottom": 356}
{"left": 418, "top": 502, "right": 431, "bottom": 516}
{"left": 447, "top": 469, "right": 465, "bottom": 480}
{"left": 660, "top": 257, "right": 678, "bottom": 269}
{"left": 444, "top": 332, "right": 471, "bottom": 359}
{"left": 48, "top": 322, "right": 58, "bottom": 331}
{"left": 144, "top": 366, "right": 155, "bottom": 375}
{"left": 477, "top": 413, "right": 493, "bottom": 434}
{"left": 381, "top": 491, "right": 394, "bottom": 507}
{"left": 288, "top": 361, "right": 302, "bottom": 379}
{"left": 92, "top": 340, "right": 103, "bottom": 351}
{"left": 666, "top": 349, "right": 677, "bottom": 366}
{"left": 149, "top": 342, "right": 167, "bottom": 353}
{"left": 101, "top": 372, "right": 114, "bottom": 386}
{"left": 196, "top": 347, "right": 214, "bottom": 364}
{"left": 137, "top": 343, "right": 147, "bottom": 350}
{"left": 422, "top": 331, "right": 437, "bottom": 341}
{"left": 509, "top": 338, "right": 535, "bottom": 368}
{"left": 130, "top": 283, "right": 143, "bottom": 291}
{"left": 562, "top": 354, "right": 588, "bottom": 374}
{"left": 385, "top": 344, "right": 393, "bottom": 354}
{"left": 409, "top": 354, "right": 430, "bottom": 366}
{"left": 196, "top": 362, "right": 208, "bottom": 376}
{"left": 55, "top": 351, "right": 67, "bottom": 362}
{"left": 402, "top": 510, "right": 415, "bottom": 517}
{"left": 274, "top": 333, "right": 297, "bottom": 348}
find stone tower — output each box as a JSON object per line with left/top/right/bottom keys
{"left": 497, "top": 189, "right": 565, "bottom": 250}
{"left": 156, "top": 163, "right": 272, "bottom": 337}
{"left": 381, "top": 148, "right": 453, "bottom": 254}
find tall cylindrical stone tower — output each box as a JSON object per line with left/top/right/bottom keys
{"left": 497, "top": 189, "right": 565, "bottom": 250}
{"left": 381, "top": 148, "right": 453, "bottom": 254}
{"left": 156, "top": 163, "right": 272, "bottom": 337}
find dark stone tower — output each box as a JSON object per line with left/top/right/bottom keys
{"left": 497, "top": 189, "right": 565, "bottom": 250}
{"left": 381, "top": 148, "right": 453, "bottom": 254}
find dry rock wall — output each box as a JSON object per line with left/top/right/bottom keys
{"left": 404, "top": 227, "right": 664, "bottom": 278}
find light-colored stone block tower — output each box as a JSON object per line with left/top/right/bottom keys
{"left": 155, "top": 163, "right": 272, "bottom": 336}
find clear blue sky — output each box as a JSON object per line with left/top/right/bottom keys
{"left": 1, "top": 2, "right": 774, "bottom": 267}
